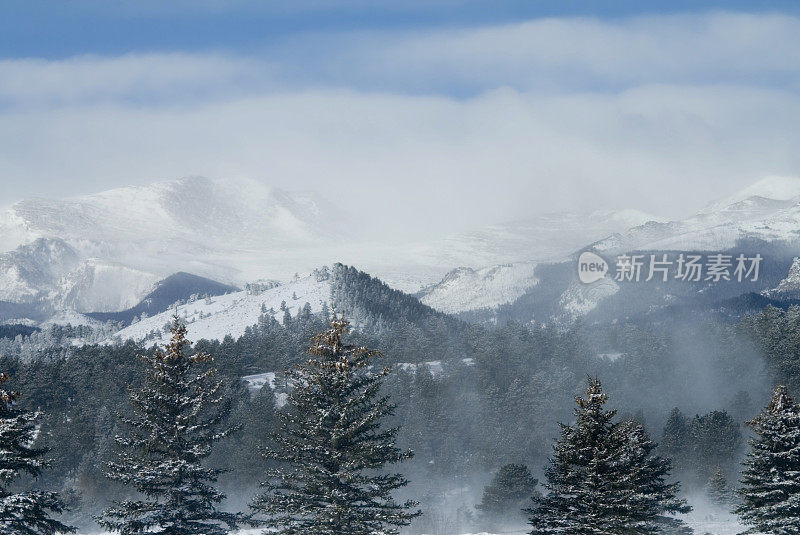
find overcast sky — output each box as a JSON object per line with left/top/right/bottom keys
{"left": 1, "top": 1, "right": 799, "bottom": 238}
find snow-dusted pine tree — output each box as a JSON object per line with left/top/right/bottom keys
{"left": 0, "top": 373, "right": 75, "bottom": 535}
{"left": 98, "top": 318, "right": 241, "bottom": 535}
{"left": 250, "top": 315, "right": 421, "bottom": 534}
{"left": 527, "top": 378, "right": 691, "bottom": 535}
{"left": 736, "top": 385, "right": 800, "bottom": 534}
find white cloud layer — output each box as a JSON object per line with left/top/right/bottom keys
{"left": 1, "top": 11, "right": 798, "bottom": 239}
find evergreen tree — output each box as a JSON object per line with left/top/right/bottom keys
{"left": 705, "top": 467, "right": 736, "bottom": 508}
{"left": 736, "top": 385, "right": 800, "bottom": 534}
{"left": 527, "top": 378, "right": 691, "bottom": 535}
{"left": 476, "top": 463, "right": 538, "bottom": 527}
{"left": 660, "top": 407, "right": 689, "bottom": 466}
{"left": 98, "top": 318, "right": 241, "bottom": 535}
{"left": 0, "top": 373, "right": 75, "bottom": 535}
{"left": 250, "top": 315, "right": 421, "bottom": 534}
{"left": 688, "top": 410, "right": 741, "bottom": 482}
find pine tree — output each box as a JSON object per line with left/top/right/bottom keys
{"left": 705, "top": 467, "right": 736, "bottom": 508}
{"left": 527, "top": 378, "right": 691, "bottom": 535}
{"left": 0, "top": 373, "right": 75, "bottom": 535}
{"left": 688, "top": 410, "right": 741, "bottom": 482}
{"left": 98, "top": 318, "right": 241, "bottom": 535}
{"left": 660, "top": 407, "right": 689, "bottom": 469}
{"left": 250, "top": 315, "right": 421, "bottom": 534}
{"left": 736, "top": 385, "right": 800, "bottom": 534}
{"left": 476, "top": 463, "right": 538, "bottom": 527}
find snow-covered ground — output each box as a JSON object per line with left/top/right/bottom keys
{"left": 72, "top": 500, "right": 750, "bottom": 535}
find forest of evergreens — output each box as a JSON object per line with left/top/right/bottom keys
{"left": 5, "top": 277, "right": 800, "bottom": 533}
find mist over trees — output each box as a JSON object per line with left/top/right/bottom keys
{"left": 475, "top": 463, "right": 538, "bottom": 531}
{"left": 3, "top": 275, "right": 800, "bottom": 532}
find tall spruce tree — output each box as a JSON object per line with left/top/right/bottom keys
{"left": 98, "top": 318, "right": 241, "bottom": 535}
{"left": 250, "top": 315, "right": 421, "bottom": 535}
{"left": 527, "top": 378, "right": 691, "bottom": 535}
{"left": 0, "top": 373, "right": 75, "bottom": 535}
{"left": 736, "top": 385, "right": 800, "bottom": 534}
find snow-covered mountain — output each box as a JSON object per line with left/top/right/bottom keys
{"left": 407, "top": 211, "right": 662, "bottom": 314}
{"left": 0, "top": 176, "right": 664, "bottom": 320}
{"left": 0, "top": 238, "right": 80, "bottom": 303}
{"left": 4, "top": 174, "right": 800, "bottom": 325}
{"left": 417, "top": 263, "right": 538, "bottom": 314}
{"left": 0, "top": 177, "right": 345, "bottom": 317}
{"left": 109, "top": 263, "right": 455, "bottom": 344}
{"left": 594, "top": 176, "right": 800, "bottom": 254}
{"left": 557, "top": 278, "right": 620, "bottom": 321}
{"left": 0, "top": 176, "right": 338, "bottom": 253}
{"left": 421, "top": 176, "right": 800, "bottom": 316}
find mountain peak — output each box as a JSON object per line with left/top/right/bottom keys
{"left": 702, "top": 175, "right": 800, "bottom": 214}
{"left": 1, "top": 176, "right": 340, "bottom": 253}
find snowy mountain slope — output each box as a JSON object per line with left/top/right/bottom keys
{"left": 0, "top": 177, "right": 349, "bottom": 315}
{"left": 111, "top": 270, "right": 332, "bottom": 344}
{"left": 558, "top": 277, "right": 620, "bottom": 320}
{"left": 595, "top": 176, "right": 800, "bottom": 254}
{"left": 0, "top": 238, "right": 80, "bottom": 303}
{"left": 0, "top": 176, "right": 340, "bottom": 253}
{"left": 404, "top": 210, "right": 661, "bottom": 314}
{"left": 4, "top": 174, "right": 800, "bottom": 325}
{"left": 701, "top": 175, "right": 800, "bottom": 214}
{"left": 54, "top": 259, "right": 161, "bottom": 313}
{"left": 417, "top": 262, "right": 538, "bottom": 314}
{"left": 88, "top": 272, "right": 241, "bottom": 325}
{"left": 41, "top": 309, "right": 103, "bottom": 328}
{"left": 109, "top": 263, "right": 459, "bottom": 344}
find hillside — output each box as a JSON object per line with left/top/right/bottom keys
{"left": 88, "top": 272, "right": 240, "bottom": 325}
{"left": 110, "top": 264, "right": 461, "bottom": 344}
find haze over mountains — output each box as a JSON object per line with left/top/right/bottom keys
{"left": 2, "top": 174, "right": 800, "bottom": 333}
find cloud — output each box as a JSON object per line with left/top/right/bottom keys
{"left": 2, "top": 85, "right": 797, "bottom": 237}
{"left": 0, "top": 53, "right": 275, "bottom": 107}
{"left": 341, "top": 12, "right": 800, "bottom": 93}
{"left": 0, "top": 11, "right": 798, "bottom": 240}
{"left": 3, "top": 11, "right": 798, "bottom": 106}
